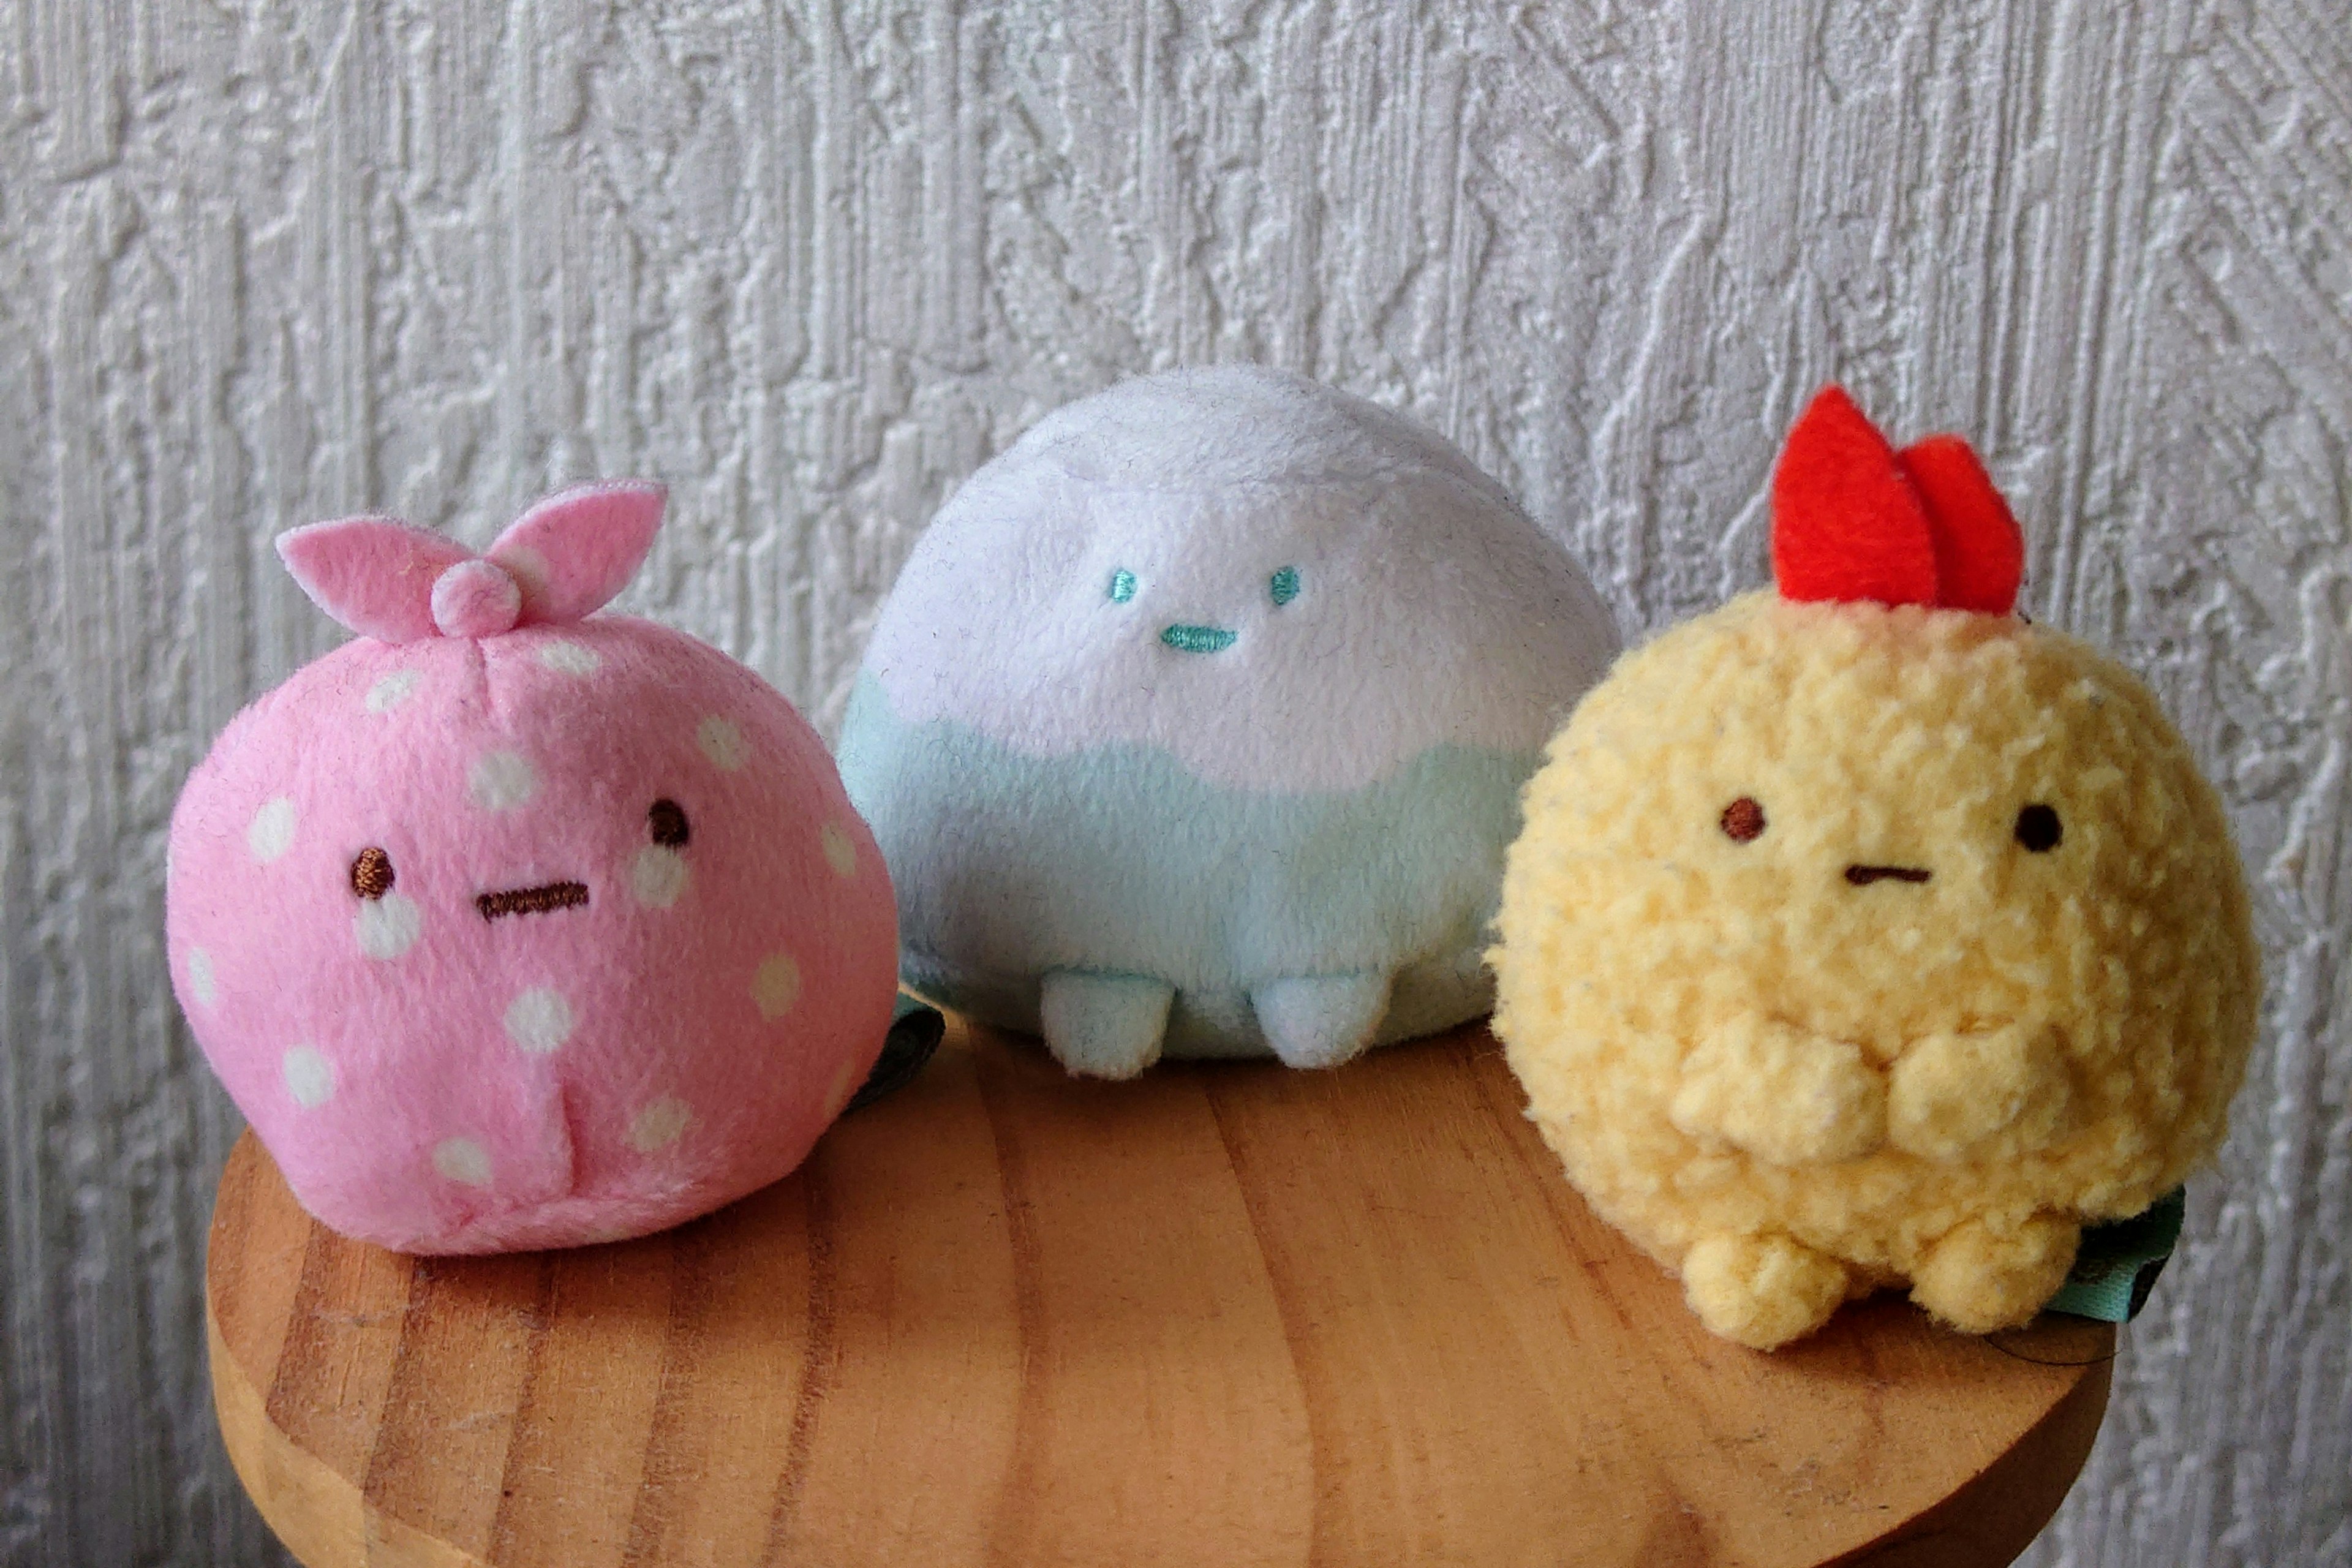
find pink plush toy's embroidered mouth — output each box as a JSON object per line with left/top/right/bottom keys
{"left": 1845, "top": 864, "right": 1932, "bottom": 887}
{"left": 476, "top": 881, "right": 592, "bottom": 921}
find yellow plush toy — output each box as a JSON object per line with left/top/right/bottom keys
{"left": 1491, "top": 386, "right": 2261, "bottom": 1350}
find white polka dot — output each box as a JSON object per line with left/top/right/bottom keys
{"left": 503, "top": 987, "right": 575, "bottom": 1054}
{"left": 469, "top": 751, "right": 538, "bottom": 811}
{"left": 354, "top": 892, "right": 422, "bottom": 960}
{"left": 625, "top": 1095, "right": 693, "bottom": 1153}
{"left": 752, "top": 953, "right": 802, "bottom": 1020}
{"left": 186, "top": 948, "right": 217, "bottom": 1007}
{"left": 364, "top": 671, "right": 421, "bottom": 714}
{"left": 630, "top": 846, "right": 691, "bottom": 907}
{"left": 631, "top": 844, "right": 690, "bottom": 908}
{"left": 820, "top": 823, "right": 858, "bottom": 879}
{"left": 432, "top": 1138, "right": 493, "bottom": 1186}
{"left": 697, "top": 716, "right": 747, "bottom": 771}
{"left": 282, "top": 1046, "right": 336, "bottom": 1109}
{"left": 247, "top": 798, "right": 296, "bottom": 862}
{"left": 823, "top": 1055, "right": 862, "bottom": 1120}
{"left": 537, "top": 640, "right": 601, "bottom": 677}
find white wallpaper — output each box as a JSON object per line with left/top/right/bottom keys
{"left": 0, "top": 3, "right": 2344, "bottom": 1564}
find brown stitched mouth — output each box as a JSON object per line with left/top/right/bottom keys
{"left": 1845, "top": 864, "right": 1932, "bottom": 887}
{"left": 477, "top": 881, "right": 590, "bottom": 921}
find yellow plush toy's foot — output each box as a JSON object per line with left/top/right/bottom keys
{"left": 1681, "top": 1233, "right": 1850, "bottom": 1350}
{"left": 1909, "top": 1213, "right": 2081, "bottom": 1334}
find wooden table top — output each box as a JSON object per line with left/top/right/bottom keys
{"left": 206, "top": 1019, "right": 2113, "bottom": 1568}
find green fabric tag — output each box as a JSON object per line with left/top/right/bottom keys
{"left": 2047, "top": 1187, "right": 2185, "bottom": 1323}
{"left": 845, "top": 996, "right": 946, "bottom": 1115}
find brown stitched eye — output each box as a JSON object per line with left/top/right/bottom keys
{"left": 648, "top": 799, "right": 691, "bottom": 848}
{"left": 2015, "top": 804, "right": 2062, "bottom": 853}
{"left": 1720, "top": 797, "right": 1766, "bottom": 843}
{"left": 349, "top": 846, "right": 394, "bottom": 900}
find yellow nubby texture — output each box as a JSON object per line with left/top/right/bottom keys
{"left": 1491, "top": 593, "right": 2260, "bottom": 1349}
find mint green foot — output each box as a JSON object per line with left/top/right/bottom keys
{"left": 1038, "top": 970, "right": 1174, "bottom": 1080}
{"left": 1251, "top": 971, "right": 1393, "bottom": 1069}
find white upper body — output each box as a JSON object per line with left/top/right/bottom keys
{"left": 861, "top": 365, "right": 1621, "bottom": 795}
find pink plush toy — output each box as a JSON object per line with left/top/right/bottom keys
{"left": 168, "top": 483, "right": 901, "bottom": 1254}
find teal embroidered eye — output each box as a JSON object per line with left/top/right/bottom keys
{"left": 1269, "top": 566, "right": 1300, "bottom": 606}
{"left": 1108, "top": 568, "right": 1137, "bottom": 603}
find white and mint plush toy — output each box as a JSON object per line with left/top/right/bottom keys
{"left": 836, "top": 366, "right": 1619, "bottom": 1078}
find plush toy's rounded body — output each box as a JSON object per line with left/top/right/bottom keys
{"left": 168, "top": 487, "right": 899, "bottom": 1254}
{"left": 1491, "top": 390, "right": 2260, "bottom": 1349}
{"left": 838, "top": 366, "right": 1619, "bottom": 1077}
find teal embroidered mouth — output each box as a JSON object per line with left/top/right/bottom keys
{"left": 1161, "top": 624, "right": 1238, "bottom": 654}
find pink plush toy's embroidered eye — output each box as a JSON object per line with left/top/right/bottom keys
{"left": 349, "top": 846, "right": 395, "bottom": 900}
{"left": 648, "top": 798, "right": 691, "bottom": 847}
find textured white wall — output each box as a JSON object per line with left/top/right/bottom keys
{"left": 1, "top": 2, "right": 2345, "bottom": 1564}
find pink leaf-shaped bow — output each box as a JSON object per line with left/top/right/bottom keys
{"left": 277, "top": 481, "right": 666, "bottom": 643}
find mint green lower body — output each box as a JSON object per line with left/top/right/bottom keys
{"left": 836, "top": 676, "right": 1537, "bottom": 1060}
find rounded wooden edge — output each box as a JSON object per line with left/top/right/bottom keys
{"left": 209, "top": 1294, "right": 486, "bottom": 1568}
{"left": 1830, "top": 1350, "right": 2112, "bottom": 1566}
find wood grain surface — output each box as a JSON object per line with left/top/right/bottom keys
{"left": 207, "top": 1019, "right": 2114, "bottom": 1568}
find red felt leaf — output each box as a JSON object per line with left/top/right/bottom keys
{"left": 1898, "top": 435, "right": 2024, "bottom": 615}
{"left": 1770, "top": 386, "right": 1939, "bottom": 607}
